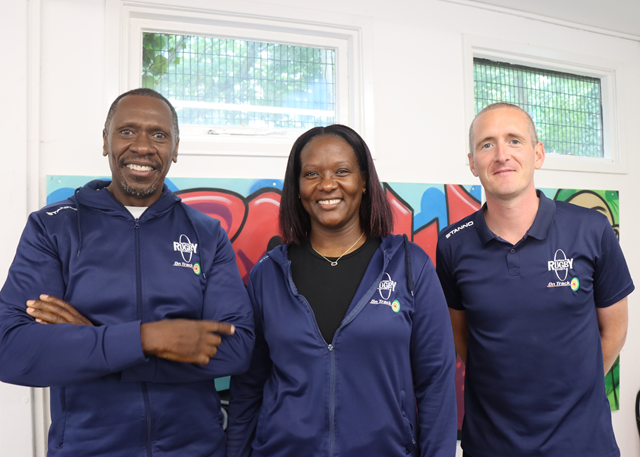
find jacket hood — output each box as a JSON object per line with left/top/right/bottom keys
{"left": 74, "top": 179, "right": 181, "bottom": 219}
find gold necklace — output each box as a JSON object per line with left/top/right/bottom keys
{"left": 311, "top": 232, "right": 365, "bottom": 267}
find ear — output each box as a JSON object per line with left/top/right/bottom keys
{"left": 172, "top": 139, "right": 180, "bottom": 163}
{"left": 534, "top": 142, "right": 545, "bottom": 170}
{"left": 102, "top": 129, "right": 108, "bottom": 157}
{"left": 468, "top": 153, "right": 479, "bottom": 177}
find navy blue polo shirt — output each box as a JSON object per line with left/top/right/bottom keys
{"left": 436, "top": 191, "right": 634, "bottom": 457}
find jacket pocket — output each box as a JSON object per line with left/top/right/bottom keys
{"left": 256, "top": 389, "right": 278, "bottom": 444}
{"left": 400, "top": 389, "right": 417, "bottom": 451}
{"left": 56, "top": 386, "right": 68, "bottom": 448}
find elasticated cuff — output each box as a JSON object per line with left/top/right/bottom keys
{"left": 103, "top": 320, "right": 147, "bottom": 372}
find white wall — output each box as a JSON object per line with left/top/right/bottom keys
{"left": 0, "top": 1, "right": 37, "bottom": 456}
{"left": 1, "top": 0, "right": 639, "bottom": 455}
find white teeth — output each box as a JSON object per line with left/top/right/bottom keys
{"left": 127, "top": 164, "right": 153, "bottom": 172}
{"left": 319, "top": 199, "right": 341, "bottom": 205}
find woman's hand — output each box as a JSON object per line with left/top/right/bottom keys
{"left": 26, "top": 294, "right": 94, "bottom": 326}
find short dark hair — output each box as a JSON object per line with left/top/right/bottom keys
{"left": 279, "top": 124, "right": 393, "bottom": 244}
{"left": 468, "top": 102, "right": 538, "bottom": 155}
{"left": 104, "top": 88, "right": 179, "bottom": 139}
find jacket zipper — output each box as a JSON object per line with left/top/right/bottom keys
{"left": 135, "top": 219, "right": 153, "bottom": 457}
{"left": 328, "top": 343, "right": 336, "bottom": 457}
{"left": 284, "top": 258, "right": 388, "bottom": 457}
{"left": 281, "top": 249, "right": 392, "bottom": 457}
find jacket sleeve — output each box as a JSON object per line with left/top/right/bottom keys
{"left": 226, "top": 275, "right": 273, "bottom": 457}
{"left": 0, "top": 213, "right": 147, "bottom": 387}
{"left": 410, "top": 251, "right": 458, "bottom": 457}
{"left": 593, "top": 218, "right": 634, "bottom": 308}
{"left": 119, "top": 226, "right": 255, "bottom": 383}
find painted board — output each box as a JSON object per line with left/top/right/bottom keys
{"left": 46, "top": 177, "right": 622, "bottom": 427}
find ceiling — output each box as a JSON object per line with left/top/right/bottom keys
{"left": 471, "top": 0, "right": 640, "bottom": 37}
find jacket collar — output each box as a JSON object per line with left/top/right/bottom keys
{"left": 475, "top": 189, "right": 555, "bottom": 245}
{"left": 74, "top": 179, "right": 181, "bottom": 219}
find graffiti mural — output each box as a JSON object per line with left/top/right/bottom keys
{"left": 46, "top": 177, "right": 621, "bottom": 422}
{"left": 176, "top": 187, "right": 283, "bottom": 284}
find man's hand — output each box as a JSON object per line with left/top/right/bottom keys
{"left": 26, "top": 295, "right": 94, "bottom": 326}
{"left": 26, "top": 295, "right": 235, "bottom": 365}
{"left": 140, "top": 320, "right": 236, "bottom": 365}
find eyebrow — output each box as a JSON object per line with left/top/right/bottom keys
{"left": 476, "top": 132, "right": 527, "bottom": 147}
{"left": 333, "top": 161, "right": 356, "bottom": 167}
{"left": 115, "top": 121, "right": 171, "bottom": 134}
{"left": 476, "top": 135, "right": 493, "bottom": 146}
{"left": 301, "top": 160, "right": 355, "bottom": 168}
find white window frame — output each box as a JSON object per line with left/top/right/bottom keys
{"left": 462, "top": 34, "right": 625, "bottom": 174}
{"left": 105, "top": 1, "right": 374, "bottom": 157}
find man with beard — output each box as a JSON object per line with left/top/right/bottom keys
{"left": 0, "top": 88, "right": 254, "bottom": 456}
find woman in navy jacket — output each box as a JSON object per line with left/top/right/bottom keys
{"left": 226, "top": 125, "right": 457, "bottom": 457}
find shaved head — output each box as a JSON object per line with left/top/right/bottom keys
{"left": 469, "top": 103, "right": 538, "bottom": 155}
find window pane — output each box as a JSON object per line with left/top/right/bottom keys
{"left": 142, "top": 33, "right": 336, "bottom": 129}
{"left": 473, "top": 58, "right": 604, "bottom": 158}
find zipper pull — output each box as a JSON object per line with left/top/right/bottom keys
{"left": 134, "top": 218, "right": 140, "bottom": 229}
{"left": 327, "top": 344, "right": 333, "bottom": 351}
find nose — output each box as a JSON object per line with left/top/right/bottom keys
{"left": 320, "top": 174, "right": 338, "bottom": 192}
{"left": 130, "top": 134, "right": 154, "bottom": 155}
{"left": 495, "top": 142, "right": 510, "bottom": 163}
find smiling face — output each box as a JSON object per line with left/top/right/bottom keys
{"left": 298, "top": 135, "right": 366, "bottom": 235}
{"left": 469, "top": 106, "right": 544, "bottom": 203}
{"left": 103, "top": 95, "right": 179, "bottom": 207}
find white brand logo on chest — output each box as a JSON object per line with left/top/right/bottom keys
{"left": 547, "top": 249, "right": 574, "bottom": 281}
{"left": 445, "top": 221, "right": 473, "bottom": 239}
{"left": 173, "top": 234, "right": 198, "bottom": 263}
{"left": 378, "top": 272, "right": 397, "bottom": 300}
{"left": 46, "top": 206, "right": 77, "bottom": 216}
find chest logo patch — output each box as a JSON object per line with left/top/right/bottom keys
{"left": 546, "top": 249, "right": 577, "bottom": 288}
{"left": 377, "top": 272, "right": 397, "bottom": 300}
{"left": 174, "top": 234, "right": 198, "bottom": 263}
{"left": 548, "top": 249, "right": 573, "bottom": 281}
{"left": 369, "top": 273, "right": 399, "bottom": 310}
{"left": 172, "top": 234, "right": 200, "bottom": 274}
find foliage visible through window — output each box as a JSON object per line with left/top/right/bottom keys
{"left": 474, "top": 58, "right": 604, "bottom": 157}
{"left": 142, "top": 33, "right": 336, "bottom": 130}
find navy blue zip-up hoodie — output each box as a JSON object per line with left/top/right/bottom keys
{"left": 227, "top": 235, "right": 457, "bottom": 457}
{"left": 0, "top": 180, "right": 254, "bottom": 456}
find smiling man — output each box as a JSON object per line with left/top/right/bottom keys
{"left": 436, "top": 103, "right": 634, "bottom": 457}
{"left": 0, "top": 88, "right": 254, "bottom": 456}
{"left": 103, "top": 91, "right": 179, "bottom": 205}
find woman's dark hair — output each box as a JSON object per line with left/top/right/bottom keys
{"left": 279, "top": 124, "right": 393, "bottom": 244}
